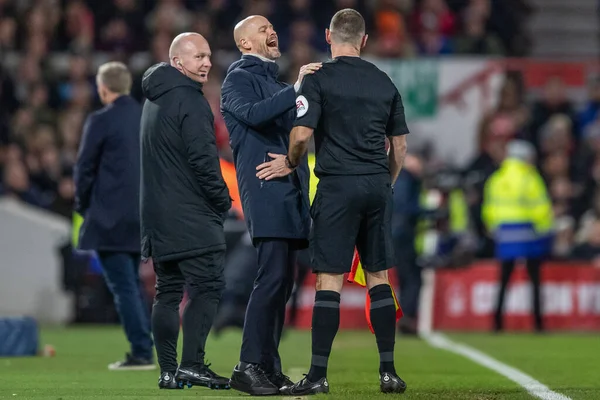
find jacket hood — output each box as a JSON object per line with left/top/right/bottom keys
{"left": 226, "top": 55, "right": 280, "bottom": 78}
{"left": 142, "top": 62, "right": 202, "bottom": 101}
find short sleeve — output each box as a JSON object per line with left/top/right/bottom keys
{"left": 386, "top": 89, "right": 410, "bottom": 136}
{"left": 293, "top": 74, "right": 321, "bottom": 129}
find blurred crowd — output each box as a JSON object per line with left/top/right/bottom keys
{"left": 461, "top": 73, "right": 600, "bottom": 264}
{"left": 13, "top": 0, "right": 600, "bottom": 266}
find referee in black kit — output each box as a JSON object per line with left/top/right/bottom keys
{"left": 256, "top": 9, "right": 409, "bottom": 396}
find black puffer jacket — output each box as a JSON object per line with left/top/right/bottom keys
{"left": 140, "top": 62, "right": 231, "bottom": 262}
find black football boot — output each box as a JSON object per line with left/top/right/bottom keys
{"left": 380, "top": 372, "right": 407, "bottom": 393}
{"left": 158, "top": 371, "right": 181, "bottom": 389}
{"left": 175, "top": 364, "right": 231, "bottom": 390}
{"left": 280, "top": 375, "right": 330, "bottom": 396}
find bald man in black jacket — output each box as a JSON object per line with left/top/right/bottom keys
{"left": 140, "top": 32, "right": 232, "bottom": 390}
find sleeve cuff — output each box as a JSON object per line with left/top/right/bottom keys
{"left": 292, "top": 120, "right": 318, "bottom": 129}
{"left": 294, "top": 82, "right": 300, "bottom": 92}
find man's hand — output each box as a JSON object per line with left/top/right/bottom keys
{"left": 295, "top": 63, "right": 322, "bottom": 89}
{"left": 256, "top": 153, "right": 293, "bottom": 181}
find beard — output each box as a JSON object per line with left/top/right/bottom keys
{"left": 267, "top": 45, "right": 281, "bottom": 59}
{"left": 254, "top": 40, "right": 281, "bottom": 60}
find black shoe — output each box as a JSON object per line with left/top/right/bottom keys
{"left": 108, "top": 353, "right": 156, "bottom": 371}
{"left": 268, "top": 370, "right": 294, "bottom": 391}
{"left": 230, "top": 363, "right": 279, "bottom": 395}
{"left": 158, "top": 372, "right": 181, "bottom": 389}
{"left": 176, "top": 364, "right": 231, "bottom": 390}
{"left": 280, "top": 375, "right": 329, "bottom": 396}
{"left": 380, "top": 372, "right": 407, "bottom": 393}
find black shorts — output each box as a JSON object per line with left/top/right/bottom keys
{"left": 309, "top": 173, "right": 394, "bottom": 274}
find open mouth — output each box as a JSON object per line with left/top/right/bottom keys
{"left": 267, "top": 37, "right": 278, "bottom": 48}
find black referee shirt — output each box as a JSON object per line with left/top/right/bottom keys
{"left": 293, "top": 56, "right": 410, "bottom": 178}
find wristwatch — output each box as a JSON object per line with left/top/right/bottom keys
{"left": 285, "top": 156, "right": 297, "bottom": 170}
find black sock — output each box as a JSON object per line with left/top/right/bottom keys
{"left": 369, "top": 284, "right": 397, "bottom": 375}
{"left": 180, "top": 291, "right": 220, "bottom": 369}
{"left": 307, "top": 290, "right": 340, "bottom": 381}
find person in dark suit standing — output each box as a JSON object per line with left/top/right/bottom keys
{"left": 220, "top": 15, "right": 321, "bottom": 396}
{"left": 74, "top": 61, "right": 154, "bottom": 370}
{"left": 140, "top": 33, "right": 232, "bottom": 390}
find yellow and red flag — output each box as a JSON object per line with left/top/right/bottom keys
{"left": 347, "top": 248, "right": 403, "bottom": 333}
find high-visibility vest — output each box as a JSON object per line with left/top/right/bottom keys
{"left": 415, "top": 188, "right": 469, "bottom": 256}
{"left": 482, "top": 158, "right": 553, "bottom": 235}
{"left": 481, "top": 158, "right": 554, "bottom": 259}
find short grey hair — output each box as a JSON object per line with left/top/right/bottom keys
{"left": 329, "top": 8, "right": 365, "bottom": 45}
{"left": 97, "top": 62, "right": 132, "bottom": 95}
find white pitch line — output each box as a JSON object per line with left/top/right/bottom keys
{"left": 424, "top": 332, "right": 572, "bottom": 400}
{"left": 418, "top": 270, "right": 572, "bottom": 400}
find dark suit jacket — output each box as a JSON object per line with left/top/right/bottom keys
{"left": 221, "top": 55, "right": 310, "bottom": 246}
{"left": 74, "top": 95, "right": 141, "bottom": 254}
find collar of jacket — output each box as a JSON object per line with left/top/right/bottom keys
{"left": 112, "top": 94, "right": 132, "bottom": 105}
{"left": 245, "top": 53, "right": 275, "bottom": 63}
{"left": 501, "top": 158, "right": 533, "bottom": 172}
{"left": 241, "top": 54, "right": 280, "bottom": 78}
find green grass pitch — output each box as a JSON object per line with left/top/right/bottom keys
{"left": 0, "top": 326, "right": 599, "bottom": 399}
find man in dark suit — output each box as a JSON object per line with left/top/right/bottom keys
{"left": 74, "top": 61, "right": 154, "bottom": 370}
{"left": 140, "top": 33, "right": 232, "bottom": 390}
{"left": 392, "top": 155, "right": 423, "bottom": 336}
{"left": 220, "top": 15, "right": 321, "bottom": 396}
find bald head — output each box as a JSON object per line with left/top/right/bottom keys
{"left": 233, "top": 15, "right": 281, "bottom": 59}
{"left": 169, "top": 32, "right": 212, "bottom": 84}
{"left": 169, "top": 32, "right": 207, "bottom": 61}
{"left": 233, "top": 16, "right": 260, "bottom": 48}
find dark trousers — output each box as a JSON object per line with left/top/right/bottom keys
{"left": 240, "top": 239, "right": 297, "bottom": 372}
{"left": 222, "top": 236, "right": 259, "bottom": 304}
{"left": 494, "top": 258, "right": 543, "bottom": 331}
{"left": 151, "top": 249, "right": 226, "bottom": 374}
{"left": 213, "top": 237, "right": 259, "bottom": 332}
{"left": 97, "top": 252, "right": 153, "bottom": 360}
{"left": 394, "top": 233, "right": 421, "bottom": 319}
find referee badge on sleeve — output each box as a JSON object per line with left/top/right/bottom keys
{"left": 296, "top": 95, "right": 309, "bottom": 118}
